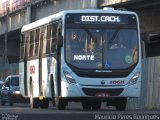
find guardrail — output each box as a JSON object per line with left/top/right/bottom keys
{"left": 127, "top": 56, "right": 160, "bottom": 109}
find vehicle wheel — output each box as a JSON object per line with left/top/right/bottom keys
{"left": 115, "top": 97, "right": 127, "bottom": 110}
{"left": 9, "top": 98, "right": 13, "bottom": 106}
{"left": 30, "top": 82, "right": 39, "bottom": 108}
{"left": 55, "top": 98, "right": 67, "bottom": 110}
{"left": 82, "top": 101, "right": 92, "bottom": 110}
{"left": 40, "top": 99, "right": 49, "bottom": 109}
{"left": 9, "top": 96, "right": 13, "bottom": 106}
{"left": 91, "top": 101, "right": 101, "bottom": 110}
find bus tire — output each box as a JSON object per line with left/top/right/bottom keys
{"left": 40, "top": 99, "right": 49, "bottom": 109}
{"left": 55, "top": 98, "right": 66, "bottom": 110}
{"left": 30, "top": 80, "right": 39, "bottom": 109}
{"left": 9, "top": 96, "right": 13, "bottom": 106}
{"left": 115, "top": 97, "right": 127, "bottom": 111}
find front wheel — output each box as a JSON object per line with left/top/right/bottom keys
{"left": 55, "top": 98, "right": 67, "bottom": 110}
{"left": 9, "top": 96, "right": 13, "bottom": 106}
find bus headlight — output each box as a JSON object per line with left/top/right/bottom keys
{"left": 128, "top": 72, "right": 140, "bottom": 86}
{"left": 13, "top": 91, "right": 20, "bottom": 94}
{"left": 63, "top": 71, "right": 76, "bottom": 84}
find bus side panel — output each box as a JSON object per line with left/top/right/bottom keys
{"left": 27, "top": 59, "right": 39, "bottom": 98}
{"left": 42, "top": 57, "right": 51, "bottom": 98}
{"left": 42, "top": 56, "right": 57, "bottom": 98}
{"left": 19, "top": 62, "right": 25, "bottom": 97}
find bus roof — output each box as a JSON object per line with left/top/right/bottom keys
{"left": 21, "top": 8, "right": 137, "bottom": 32}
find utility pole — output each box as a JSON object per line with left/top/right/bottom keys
{"left": 4, "top": 7, "right": 9, "bottom": 64}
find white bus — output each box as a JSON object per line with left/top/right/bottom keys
{"left": 19, "top": 8, "right": 142, "bottom": 110}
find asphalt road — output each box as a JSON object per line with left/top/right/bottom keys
{"left": 0, "top": 102, "right": 160, "bottom": 120}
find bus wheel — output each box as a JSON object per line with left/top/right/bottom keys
{"left": 115, "top": 97, "right": 127, "bottom": 111}
{"left": 82, "top": 101, "right": 92, "bottom": 110}
{"left": 55, "top": 98, "right": 66, "bottom": 110}
{"left": 91, "top": 101, "right": 101, "bottom": 110}
{"left": 40, "top": 99, "right": 49, "bottom": 109}
{"left": 30, "top": 83, "right": 39, "bottom": 108}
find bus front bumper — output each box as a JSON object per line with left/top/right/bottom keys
{"left": 61, "top": 81, "right": 141, "bottom": 98}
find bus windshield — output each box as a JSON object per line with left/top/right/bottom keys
{"left": 65, "top": 28, "right": 138, "bottom": 69}
{"left": 11, "top": 77, "right": 19, "bottom": 86}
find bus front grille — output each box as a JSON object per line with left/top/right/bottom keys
{"left": 82, "top": 88, "right": 124, "bottom": 96}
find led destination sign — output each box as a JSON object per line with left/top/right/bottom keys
{"left": 66, "top": 14, "right": 137, "bottom": 25}
{"left": 81, "top": 16, "right": 120, "bottom": 23}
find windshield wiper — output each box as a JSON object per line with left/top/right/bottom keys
{"left": 81, "top": 27, "right": 97, "bottom": 43}
{"left": 108, "top": 29, "right": 120, "bottom": 44}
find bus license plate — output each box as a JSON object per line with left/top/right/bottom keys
{"left": 96, "top": 93, "right": 110, "bottom": 97}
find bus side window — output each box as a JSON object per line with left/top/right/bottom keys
{"left": 25, "top": 33, "right": 29, "bottom": 58}
{"left": 46, "top": 25, "right": 52, "bottom": 54}
{"left": 29, "top": 31, "right": 35, "bottom": 57}
{"left": 4, "top": 79, "right": 10, "bottom": 87}
{"left": 43, "top": 26, "right": 47, "bottom": 54}
{"left": 51, "top": 23, "right": 58, "bottom": 53}
{"left": 35, "top": 29, "right": 40, "bottom": 56}
{"left": 20, "top": 34, "right": 25, "bottom": 60}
